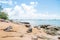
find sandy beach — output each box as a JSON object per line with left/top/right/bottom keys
{"left": 0, "top": 20, "right": 60, "bottom": 40}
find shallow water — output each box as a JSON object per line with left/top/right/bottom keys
{"left": 13, "top": 19, "right": 60, "bottom": 26}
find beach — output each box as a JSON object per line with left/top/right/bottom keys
{"left": 0, "top": 0, "right": 60, "bottom": 40}
{"left": 0, "top": 20, "right": 60, "bottom": 40}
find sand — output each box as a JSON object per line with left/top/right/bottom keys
{"left": 0, "top": 21, "right": 59, "bottom": 40}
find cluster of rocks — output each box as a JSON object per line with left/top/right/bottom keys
{"left": 34, "top": 25, "right": 60, "bottom": 36}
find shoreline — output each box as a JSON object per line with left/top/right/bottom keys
{"left": 0, "top": 19, "right": 60, "bottom": 40}
{"left": 11, "top": 19, "right": 60, "bottom": 27}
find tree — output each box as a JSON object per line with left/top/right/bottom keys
{"left": 0, "top": 12, "right": 8, "bottom": 20}
{"left": 0, "top": 5, "right": 8, "bottom": 20}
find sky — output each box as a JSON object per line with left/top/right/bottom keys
{"left": 0, "top": 0, "right": 60, "bottom": 19}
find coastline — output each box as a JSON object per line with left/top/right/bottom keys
{"left": 12, "top": 19, "right": 60, "bottom": 26}
{"left": 0, "top": 19, "right": 60, "bottom": 40}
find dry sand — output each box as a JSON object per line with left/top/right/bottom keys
{"left": 0, "top": 21, "right": 59, "bottom": 40}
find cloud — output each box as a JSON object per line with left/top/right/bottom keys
{"left": 3, "top": 2, "right": 60, "bottom": 19}
{"left": 30, "top": 2, "right": 38, "bottom": 5}
{"left": 0, "top": 0, "right": 13, "bottom": 5}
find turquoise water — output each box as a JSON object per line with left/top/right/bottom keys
{"left": 14, "top": 19, "right": 60, "bottom": 26}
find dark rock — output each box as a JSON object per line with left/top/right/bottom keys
{"left": 20, "top": 22, "right": 30, "bottom": 24}
{"left": 9, "top": 20, "right": 13, "bottom": 22}
{"left": 20, "top": 22, "right": 31, "bottom": 28}
{"left": 47, "top": 26, "right": 59, "bottom": 31}
{"left": 3, "top": 26, "right": 12, "bottom": 32}
{"left": 46, "top": 30, "right": 56, "bottom": 35}
{"left": 45, "top": 27, "right": 59, "bottom": 35}
{"left": 58, "top": 37, "right": 60, "bottom": 39}
{"left": 27, "top": 28, "right": 32, "bottom": 33}
{"left": 40, "top": 25, "right": 50, "bottom": 29}
{"left": 25, "top": 24, "right": 31, "bottom": 28}
{"left": 54, "top": 28, "right": 59, "bottom": 31}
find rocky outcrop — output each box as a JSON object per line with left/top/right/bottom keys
{"left": 34, "top": 25, "right": 60, "bottom": 36}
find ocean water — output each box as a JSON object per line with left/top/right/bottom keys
{"left": 14, "top": 19, "right": 60, "bottom": 26}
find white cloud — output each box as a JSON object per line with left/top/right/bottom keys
{"left": 0, "top": 0, "right": 13, "bottom": 5}
{"left": 30, "top": 2, "right": 38, "bottom": 5}
{"left": 3, "top": 2, "right": 60, "bottom": 19}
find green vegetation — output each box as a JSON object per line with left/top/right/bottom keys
{"left": 0, "top": 5, "right": 8, "bottom": 20}
{"left": 0, "top": 12, "right": 8, "bottom": 20}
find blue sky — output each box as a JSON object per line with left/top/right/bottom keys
{"left": 0, "top": 0, "right": 60, "bottom": 19}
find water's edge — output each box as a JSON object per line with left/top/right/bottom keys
{"left": 12, "top": 19, "right": 60, "bottom": 26}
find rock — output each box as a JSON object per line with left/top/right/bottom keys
{"left": 3, "top": 26, "right": 12, "bottom": 32}
{"left": 20, "top": 22, "right": 30, "bottom": 24}
{"left": 55, "top": 27, "right": 60, "bottom": 31}
{"left": 45, "top": 27, "right": 58, "bottom": 35}
{"left": 47, "top": 26, "right": 59, "bottom": 31}
{"left": 45, "top": 30, "right": 56, "bottom": 35}
{"left": 58, "top": 37, "right": 60, "bottom": 40}
{"left": 25, "top": 24, "right": 31, "bottom": 28}
{"left": 9, "top": 20, "right": 13, "bottom": 22}
{"left": 40, "top": 25, "right": 50, "bottom": 29}
{"left": 0, "top": 19, "right": 5, "bottom": 22}
{"left": 43, "top": 25, "right": 60, "bottom": 35}
{"left": 54, "top": 28, "right": 59, "bottom": 31}
{"left": 20, "top": 22, "right": 31, "bottom": 28}
{"left": 27, "top": 28, "right": 32, "bottom": 33}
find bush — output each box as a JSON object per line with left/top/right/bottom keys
{"left": 0, "top": 12, "right": 8, "bottom": 20}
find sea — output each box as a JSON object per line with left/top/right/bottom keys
{"left": 13, "top": 19, "right": 60, "bottom": 26}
